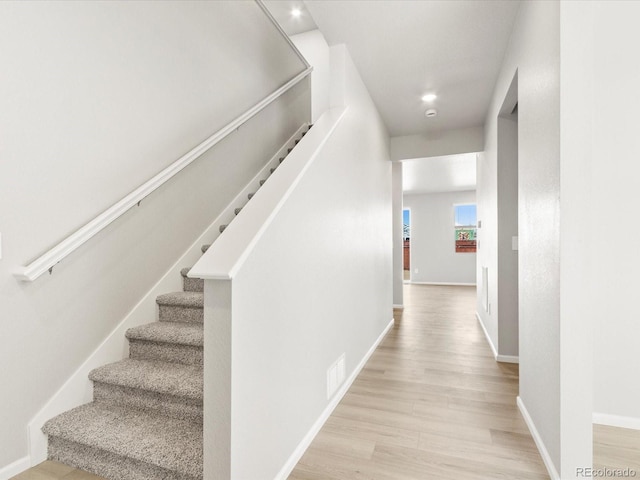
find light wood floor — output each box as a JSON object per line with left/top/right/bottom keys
{"left": 10, "top": 460, "right": 104, "bottom": 480}
{"left": 288, "top": 284, "right": 550, "bottom": 480}
{"left": 594, "top": 424, "right": 640, "bottom": 478}
{"left": 12, "top": 284, "right": 640, "bottom": 479}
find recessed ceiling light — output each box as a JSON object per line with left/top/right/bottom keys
{"left": 291, "top": 7, "right": 302, "bottom": 18}
{"left": 421, "top": 93, "right": 437, "bottom": 102}
{"left": 425, "top": 109, "right": 437, "bottom": 118}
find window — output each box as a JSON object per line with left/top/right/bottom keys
{"left": 403, "top": 209, "right": 410, "bottom": 240}
{"left": 454, "top": 204, "right": 477, "bottom": 253}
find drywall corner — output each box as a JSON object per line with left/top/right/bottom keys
{"left": 290, "top": 30, "right": 330, "bottom": 123}
{"left": 329, "top": 45, "right": 346, "bottom": 108}
{"left": 390, "top": 126, "right": 484, "bottom": 161}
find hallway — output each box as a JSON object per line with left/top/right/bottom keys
{"left": 288, "top": 284, "right": 549, "bottom": 479}
{"left": 12, "top": 284, "right": 639, "bottom": 479}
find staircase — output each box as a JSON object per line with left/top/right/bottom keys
{"left": 42, "top": 287, "right": 205, "bottom": 480}
{"left": 41, "top": 125, "right": 311, "bottom": 480}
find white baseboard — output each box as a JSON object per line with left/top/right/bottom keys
{"left": 475, "top": 312, "right": 519, "bottom": 364}
{"left": 497, "top": 354, "right": 519, "bottom": 364}
{"left": 476, "top": 311, "right": 498, "bottom": 358}
{"left": 411, "top": 281, "right": 476, "bottom": 286}
{"left": 593, "top": 412, "right": 640, "bottom": 431}
{"left": 517, "top": 396, "right": 560, "bottom": 480}
{"left": 392, "top": 304, "right": 404, "bottom": 310}
{"left": 26, "top": 125, "right": 309, "bottom": 467}
{"left": 273, "top": 317, "right": 395, "bottom": 480}
{"left": 0, "top": 456, "right": 30, "bottom": 480}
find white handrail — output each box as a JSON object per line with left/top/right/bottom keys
{"left": 188, "top": 107, "right": 347, "bottom": 281}
{"left": 15, "top": 72, "right": 312, "bottom": 282}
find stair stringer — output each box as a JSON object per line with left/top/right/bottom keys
{"left": 26, "top": 123, "right": 308, "bottom": 467}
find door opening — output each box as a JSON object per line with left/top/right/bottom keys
{"left": 496, "top": 70, "right": 519, "bottom": 363}
{"left": 403, "top": 209, "right": 411, "bottom": 281}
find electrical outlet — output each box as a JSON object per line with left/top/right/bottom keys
{"left": 414, "top": 268, "right": 419, "bottom": 274}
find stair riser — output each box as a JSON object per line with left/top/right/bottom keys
{"left": 93, "top": 382, "right": 202, "bottom": 423}
{"left": 159, "top": 305, "right": 203, "bottom": 323}
{"left": 129, "top": 340, "right": 203, "bottom": 366}
{"left": 183, "top": 276, "right": 203, "bottom": 293}
{"left": 48, "top": 436, "right": 199, "bottom": 480}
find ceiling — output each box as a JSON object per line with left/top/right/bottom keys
{"left": 403, "top": 153, "right": 476, "bottom": 194}
{"left": 263, "top": 1, "right": 318, "bottom": 36}
{"left": 299, "top": 0, "right": 520, "bottom": 137}
{"left": 264, "top": 1, "right": 512, "bottom": 194}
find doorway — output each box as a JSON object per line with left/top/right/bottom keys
{"left": 496, "top": 71, "right": 519, "bottom": 361}
{"left": 403, "top": 209, "right": 410, "bottom": 281}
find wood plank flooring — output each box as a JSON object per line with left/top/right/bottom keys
{"left": 10, "top": 460, "right": 104, "bottom": 480}
{"left": 12, "top": 284, "right": 640, "bottom": 479}
{"left": 288, "top": 284, "right": 550, "bottom": 480}
{"left": 594, "top": 424, "right": 640, "bottom": 478}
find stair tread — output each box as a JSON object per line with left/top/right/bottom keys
{"left": 180, "top": 267, "right": 203, "bottom": 280}
{"left": 156, "top": 291, "right": 203, "bottom": 308}
{"left": 89, "top": 359, "right": 202, "bottom": 400}
{"left": 43, "top": 402, "right": 202, "bottom": 477}
{"left": 126, "top": 322, "right": 203, "bottom": 347}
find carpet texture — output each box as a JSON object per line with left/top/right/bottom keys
{"left": 45, "top": 405, "right": 202, "bottom": 480}
{"left": 42, "top": 254, "right": 207, "bottom": 479}
{"left": 157, "top": 292, "right": 204, "bottom": 324}
{"left": 127, "top": 322, "right": 203, "bottom": 365}
{"left": 180, "top": 268, "right": 204, "bottom": 293}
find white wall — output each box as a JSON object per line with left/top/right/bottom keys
{"left": 290, "top": 30, "right": 330, "bottom": 123}
{"left": 403, "top": 191, "right": 476, "bottom": 285}
{"left": 476, "top": 146, "right": 499, "bottom": 350}
{"left": 477, "top": 0, "right": 568, "bottom": 476}
{"left": 201, "top": 43, "right": 392, "bottom": 480}
{"left": 559, "top": 2, "right": 595, "bottom": 475}
{"left": 480, "top": 3, "right": 640, "bottom": 477}
{"left": 390, "top": 126, "right": 484, "bottom": 161}
{"left": 392, "top": 162, "right": 404, "bottom": 306}
{"left": 0, "top": 1, "right": 309, "bottom": 472}
{"left": 587, "top": 1, "right": 640, "bottom": 428}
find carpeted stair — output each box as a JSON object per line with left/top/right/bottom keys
{"left": 42, "top": 285, "right": 204, "bottom": 480}
{"left": 41, "top": 124, "right": 311, "bottom": 480}
{"left": 45, "top": 403, "right": 202, "bottom": 480}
